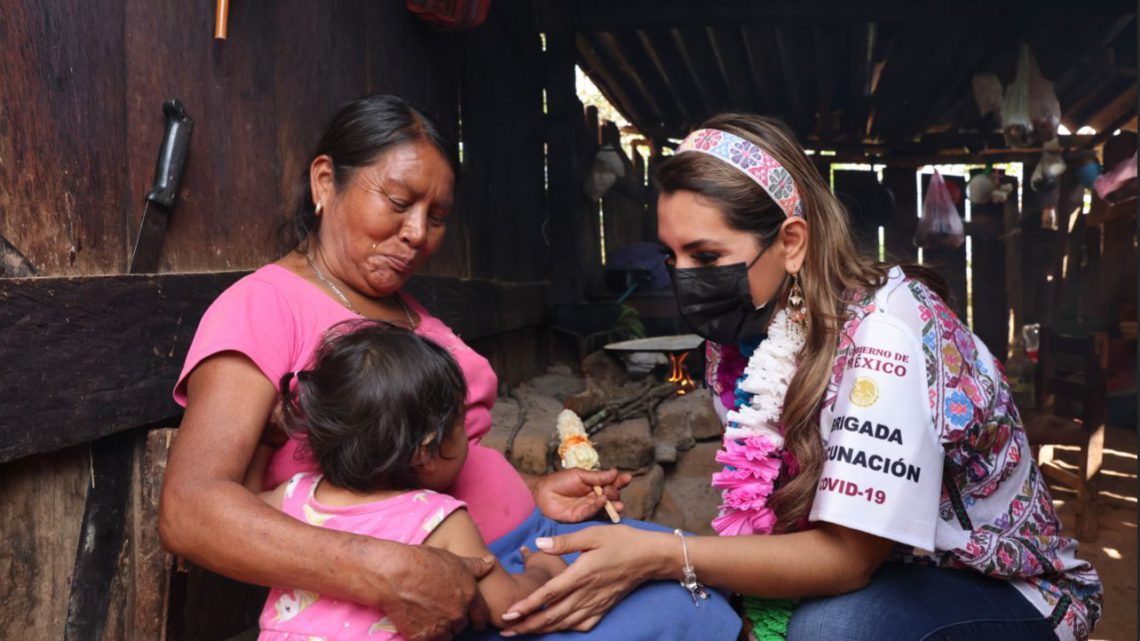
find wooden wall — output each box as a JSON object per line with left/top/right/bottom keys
{"left": 1, "top": 0, "right": 463, "bottom": 277}
{"left": 0, "top": 1, "right": 552, "bottom": 639}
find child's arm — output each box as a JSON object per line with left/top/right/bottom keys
{"left": 424, "top": 508, "right": 566, "bottom": 627}
{"left": 242, "top": 444, "right": 274, "bottom": 493}
{"left": 258, "top": 478, "right": 289, "bottom": 510}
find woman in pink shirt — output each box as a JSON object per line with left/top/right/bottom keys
{"left": 159, "top": 94, "right": 739, "bottom": 641}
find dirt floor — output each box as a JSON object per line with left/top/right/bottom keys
{"left": 1047, "top": 425, "right": 1137, "bottom": 641}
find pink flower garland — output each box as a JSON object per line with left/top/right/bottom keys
{"left": 710, "top": 309, "right": 805, "bottom": 537}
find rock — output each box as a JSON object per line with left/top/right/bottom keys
{"left": 655, "top": 389, "right": 723, "bottom": 442}
{"left": 654, "top": 442, "right": 678, "bottom": 464}
{"left": 482, "top": 396, "right": 521, "bottom": 455}
{"left": 507, "top": 389, "right": 564, "bottom": 475}
{"left": 649, "top": 442, "right": 722, "bottom": 534}
{"left": 581, "top": 350, "right": 628, "bottom": 388}
{"left": 650, "top": 476, "right": 720, "bottom": 535}
{"left": 562, "top": 387, "right": 608, "bottom": 417}
{"left": 620, "top": 465, "right": 665, "bottom": 520}
{"left": 519, "top": 366, "right": 586, "bottom": 401}
{"left": 592, "top": 417, "right": 653, "bottom": 471}
{"left": 653, "top": 409, "right": 696, "bottom": 454}
{"left": 672, "top": 441, "right": 722, "bottom": 479}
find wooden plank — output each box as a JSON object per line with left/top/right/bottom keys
{"left": 271, "top": 0, "right": 370, "bottom": 234}
{"left": 970, "top": 169, "right": 1008, "bottom": 358}
{"left": 0, "top": 272, "right": 243, "bottom": 463}
{"left": 576, "top": 33, "right": 653, "bottom": 136}
{"left": 546, "top": 1, "right": 595, "bottom": 304}
{"left": 63, "top": 430, "right": 135, "bottom": 641}
{"left": 0, "top": 272, "right": 548, "bottom": 463}
{"left": 705, "top": 26, "right": 758, "bottom": 112}
{"left": 832, "top": 169, "right": 882, "bottom": 256}
{"left": 669, "top": 28, "right": 720, "bottom": 117}
{"left": 570, "top": 0, "right": 1053, "bottom": 29}
{"left": 123, "top": 0, "right": 280, "bottom": 274}
{"left": 457, "top": 3, "right": 547, "bottom": 281}
{"left": 880, "top": 166, "right": 918, "bottom": 263}
{"left": 594, "top": 32, "right": 670, "bottom": 129}
{"left": 773, "top": 26, "right": 813, "bottom": 136}
{"left": 0, "top": 446, "right": 90, "bottom": 639}
{"left": 0, "top": 0, "right": 128, "bottom": 276}
{"left": 102, "top": 428, "right": 176, "bottom": 641}
{"left": 129, "top": 429, "right": 176, "bottom": 641}
{"left": 636, "top": 30, "right": 694, "bottom": 127}
{"left": 740, "top": 25, "right": 785, "bottom": 122}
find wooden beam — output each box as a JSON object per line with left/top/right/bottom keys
{"left": 740, "top": 25, "right": 784, "bottom": 120}
{"left": 812, "top": 26, "right": 839, "bottom": 140}
{"left": 705, "top": 26, "right": 757, "bottom": 112}
{"left": 774, "top": 26, "right": 811, "bottom": 135}
{"left": 575, "top": 33, "right": 652, "bottom": 134}
{"left": 594, "top": 32, "right": 670, "bottom": 129}
{"left": 570, "top": 0, "right": 1111, "bottom": 30}
{"left": 1084, "top": 101, "right": 1138, "bottom": 149}
{"left": 545, "top": 0, "right": 595, "bottom": 304}
{"left": 636, "top": 29, "right": 693, "bottom": 126}
{"left": 0, "top": 272, "right": 548, "bottom": 463}
{"left": 670, "top": 27, "right": 721, "bottom": 118}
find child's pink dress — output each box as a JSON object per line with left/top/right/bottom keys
{"left": 257, "top": 473, "right": 464, "bottom": 641}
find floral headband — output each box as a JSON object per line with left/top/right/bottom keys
{"left": 676, "top": 128, "right": 805, "bottom": 219}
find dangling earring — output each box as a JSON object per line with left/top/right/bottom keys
{"left": 314, "top": 202, "right": 324, "bottom": 216}
{"left": 788, "top": 272, "right": 808, "bottom": 330}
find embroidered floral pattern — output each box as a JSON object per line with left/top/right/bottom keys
{"left": 676, "top": 128, "right": 805, "bottom": 218}
{"left": 825, "top": 275, "right": 1102, "bottom": 641}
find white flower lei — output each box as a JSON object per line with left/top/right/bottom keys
{"left": 724, "top": 308, "right": 806, "bottom": 446}
{"left": 711, "top": 307, "right": 806, "bottom": 537}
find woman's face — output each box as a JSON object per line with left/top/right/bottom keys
{"left": 657, "top": 189, "right": 789, "bottom": 309}
{"left": 312, "top": 141, "right": 455, "bottom": 297}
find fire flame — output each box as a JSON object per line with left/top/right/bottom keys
{"left": 666, "top": 352, "right": 696, "bottom": 395}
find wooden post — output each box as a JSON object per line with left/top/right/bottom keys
{"left": 1003, "top": 176, "right": 1024, "bottom": 357}
{"left": 543, "top": 0, "right": 592, "bottom": 305}
{"left": 129, "top": 429, "right": 176, "bottom": 641}
{"left": 881, "top": 166, "right": 918, "bottom": 264}
{"left": 970, "top": 168, "right": 1008, "bottom": 359}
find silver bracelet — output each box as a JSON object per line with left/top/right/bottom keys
{"left": 674, "top": 529, "right": 710, "bottom": 607}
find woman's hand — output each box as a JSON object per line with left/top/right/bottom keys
{"left": 499, "top": 525, "right": 669, "bottom": 635}
{"left": 530, "top": 468, "right": 632, "bottom": 523}
{"left": 379, "top": 544, "right": 495, "bottom": 641}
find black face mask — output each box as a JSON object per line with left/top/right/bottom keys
{"left": 667, "top": 248, "right": 786, "bottom": 344}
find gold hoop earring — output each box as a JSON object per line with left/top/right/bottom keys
{"left": 788, "top": 272, "right": 808, "bottom": 329}
{"left": 314, "top": 202, "right": 324, "bottom": 216}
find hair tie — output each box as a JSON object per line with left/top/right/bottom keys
{"left": 676, "top": 128, "right": 805, "bottom": 219}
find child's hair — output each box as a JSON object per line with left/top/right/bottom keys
{"left": 279, "top": 319, "right": 468, "bottom": 493}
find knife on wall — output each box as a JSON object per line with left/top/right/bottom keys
{"left": 128, "top": 99, "right": 194, "bottom": 274}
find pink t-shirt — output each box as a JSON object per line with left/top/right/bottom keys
{"left": 173, "top": 264, "right": 535, "bottom": 542}
{"left": 258, "top": 473, "right": 465, "bottom": 640}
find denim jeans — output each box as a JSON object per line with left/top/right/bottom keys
{"left": 787, "top": 562, "right": 1059, "bottom": 641}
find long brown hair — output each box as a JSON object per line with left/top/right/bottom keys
{"left": 655, "top": 114, "right": 946, "bottom": 530}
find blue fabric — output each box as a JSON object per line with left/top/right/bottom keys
{"left": 787, "top": 562, "right": 1059, "bottom": 641}
{"left": 459, "top": 508, "right": 742, "bottom": 641}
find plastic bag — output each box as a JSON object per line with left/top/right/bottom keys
{"left": 1003, "top": 45, "right": 1034, "bottom": 147}
{"left": 1027, "top": 51, "right": 1061, "bottom": 142}
{"left": 972, "top": 73, "right": 1004, "bottom": 118}
{"left": 583, "top": 145, "right": 626, "bottom": 200}
{"left": 915, "top": 171, "right": 965, "bottom": 249}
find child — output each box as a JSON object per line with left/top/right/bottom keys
{"left": 256, "top": 320, "right": 566, "bottom": 640}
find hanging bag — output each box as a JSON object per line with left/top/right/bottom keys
{"left": 915, "top": 171, "right": 965, "bottom": 249}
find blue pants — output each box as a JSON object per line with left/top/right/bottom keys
{"left": 787, "top": 562, "right": 1058, "bottom": 641}
{"left": 460, "top": 508, "right": 742, "bottom": 641}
